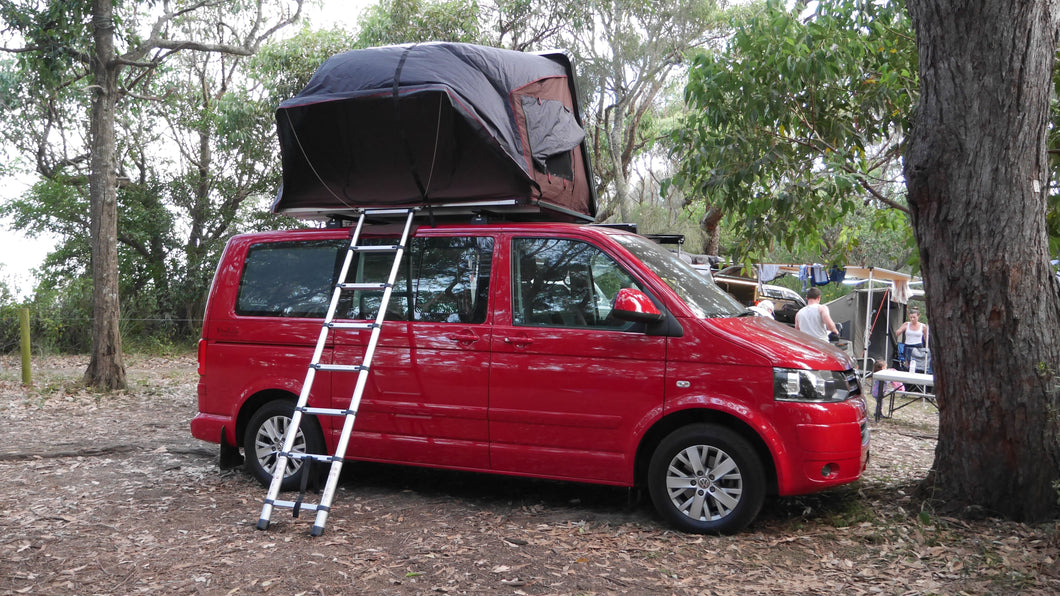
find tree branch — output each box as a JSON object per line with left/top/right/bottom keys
{"left": 144, "top": 39, "right": 254, "bottom": 56}
{"left": 0, "top": 45, "right": 36, "bottom": 53}
{"left": 121, "top": 1, "right": 304, "bottom": 65}
{"left": 856, "top": 177, "right": 909, "bottom": 213}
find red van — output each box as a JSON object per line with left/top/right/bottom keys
{"left": 192, "top": 221, "right": 868, "bottom": 534}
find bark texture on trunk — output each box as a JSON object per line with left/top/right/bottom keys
{"left": 699, "top": 205, "right": 723, "bottom": 256}
{"left": 84, "top": 0, "right": 127, "bottom": 391}
{"left": 904, "top": 0, "right": 1060, "bottom": 521}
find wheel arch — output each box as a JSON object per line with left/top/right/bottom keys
{"left": 635, "top": 408, "right": 778, "bottom": 495}
{"left": 236, "top": 389, "right": 301, "bottom": 448}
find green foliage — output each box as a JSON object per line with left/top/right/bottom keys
{"left": 629, "top": 201, "right": 709, "bottom": 252}
{"left": 0, "top": 277, "right": 94, "bottom": 354}
{"left": 249, "top": 26, "right": 358, "bottom": 100}
{"left": 0, "top": 1, "right": 91, "bottom": 87}
{"left": 1, "top": 2, "right": 311, "bottom": 352}
{"left": 672, "top": 0, "right": 916, "bottom": 264}
{"left": 485, "top": 0, "right": 588, "bottom": 51}
{"left": 570, "top": 0, "right": 724, "bottom": 223}
{"left": 357, "top": 0, "right": 484, "bottom": 46}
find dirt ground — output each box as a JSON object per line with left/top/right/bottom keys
{"left": 0, "top": 354, "right": 1057, "bottom": 595}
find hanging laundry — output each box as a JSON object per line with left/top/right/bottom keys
{"left": 828, "top": 265, "right": 846, "bottom": 284}
{"left": 812, "top": 264, "right": 829, "bottom": 286}
{"left": 893, "top": 280, "right": 912, "bottom": 304}
{"left": 758, "top": 264, "right": 781, "bottom": 282}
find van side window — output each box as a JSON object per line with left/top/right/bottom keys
{"left": 512, "top": 237, "right": 640, "bottom": 330}
{"left": 411, "top": 237, "right": 494, "bottom": 323}
{"left": 235, "top": 236, "right": 493, "bottom": 322}
{"left": 341, "top": 236, "right": 494, "bottom": 324}
{"left": 236, "top": 240, "right": 346, "bottom": 318}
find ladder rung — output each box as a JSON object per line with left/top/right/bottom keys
{"left": 337, "top": 282, "right": 391, "bottom": 291}
{"left": 312, "top": 363, "right": 369, "bottom": 373}
{"left": 266, "top": 499, "right": 330, "bottom": 513}
{"left": 349, "top": 244, "right": 402, "bottom": 253}
{"left": 362, "top": 207, "right": 418, "bottom": 216}
{"left": 280, "top": 451, "right": 343, "bottom": 463}
{"left": 326, "top": 321, "right": 378, "bottom": 330}
{"left": 297, "top": 406, "right": 357, "bottom": 417}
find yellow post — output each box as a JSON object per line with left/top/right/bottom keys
{"left": 20, "top": 307, "right": 31, "bottom": 385}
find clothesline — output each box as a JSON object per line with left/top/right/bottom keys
{"left": 753, "top": 263, "right": 919, "bottom": 304}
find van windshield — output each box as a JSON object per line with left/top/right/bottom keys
{"left": 612, "top": 234, "right": 746, "bottom": 318}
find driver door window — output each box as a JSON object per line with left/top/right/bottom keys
{"left": 511, "top": 237, "right": 638, "bottom": 330}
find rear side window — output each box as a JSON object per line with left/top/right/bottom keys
{"left": 348, "top": 236, "right": 494, "bottom": 323}
{"left": 235, "top": 236, "right": 494, "bottom": 323}
{"left": 236, "top": 240, "right": 345, "bottom": 317}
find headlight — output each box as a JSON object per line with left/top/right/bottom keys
{"left": 773, "top": 368, "right": 851, "bottom": 403}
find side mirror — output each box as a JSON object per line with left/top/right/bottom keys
{"left": 611, "top": 288, "right": 665, "bottom": 323}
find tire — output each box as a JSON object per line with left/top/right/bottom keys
{"left": 647, "top": 424, "right": 766, "bottom": 534}
{"left": 243, "top": 400, "right": 325, "bottom": 491}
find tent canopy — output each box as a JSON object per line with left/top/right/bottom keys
{"left": 272, "top": 42, "right": 597, "bottom": 222}
{"left": 828, "top": 288, "right": 907, "bottom": 366}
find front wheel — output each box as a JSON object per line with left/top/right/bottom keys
{"left": 243, "top": 400, "right": 325, "bottom": 491}
{"left": 647, "top": 424, "right": 765, "bottom": 534}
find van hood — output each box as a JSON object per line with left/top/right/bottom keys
{"left": 706, "top": 316, "right": 855, "bottom": 371}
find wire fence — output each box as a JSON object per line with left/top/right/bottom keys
{"left": 0, "top": 309, "right": 202, "bottom": 355}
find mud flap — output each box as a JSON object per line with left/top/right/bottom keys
{"left": 218, "top": 427, "right": 244, "bottom": 469}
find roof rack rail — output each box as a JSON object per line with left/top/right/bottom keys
{"left": 644, "top": 233, "right": 685, "bottom": 245}
{"left": 591, "top": 223, "right": 637, "bottom": 233}
{"left": 288, "top": 198, "right": 594, "bottom": 226}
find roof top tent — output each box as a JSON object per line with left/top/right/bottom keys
{"left": 271, "top": 42, "right": 597, "bottom": 223}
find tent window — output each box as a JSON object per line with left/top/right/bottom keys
{"left": 520, "top": 96, "right": 585, "bottom": 180}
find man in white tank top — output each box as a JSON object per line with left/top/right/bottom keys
{"left": 795, "top": 287, "right": 839, "bottom": 342}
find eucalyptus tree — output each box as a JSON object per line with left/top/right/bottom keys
{"left": 357, "top": 0, "right": 483, "bottom": 46}
{"left": 671, "top": 0, "right": 915, "bottom": 262}
{"left": 677, "top": 0, "right": 1060, "bottom": 522}
{"left": 563, "top": 0, "right": 728, "bottom": 225}
{"left": 484, "top": 0, "right": 588, "bottom": 51}
{"left": 905, "top": 0, "right": 1060, "bottom": 522}
{"left": 0, "top": 0, "right": 304, "bottom": 389}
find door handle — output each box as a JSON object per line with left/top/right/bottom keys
{"left": 446, "top": 330, "right": 480, "bottom": 343}
{"left": 502, "top": 336, "right": 534, "bottom": 347}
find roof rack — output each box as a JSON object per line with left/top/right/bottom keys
{"left": 591, "top": 222, "right": 638, "bottom": 233}
{"left": 301, "top": 198, "right": 595, "bottom": 227}
{"left": 643, "top": 233, "right": 685, "bottom": 245}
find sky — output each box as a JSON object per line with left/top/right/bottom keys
{"left": 0, "top": 175, "right": 54, "bottom": 300}
{"left": 0, "top": 0, "right": 375, "bottom": 299}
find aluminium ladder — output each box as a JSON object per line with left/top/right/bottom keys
{"left": 257, "top": 207, "right": 417, "bottom": 536}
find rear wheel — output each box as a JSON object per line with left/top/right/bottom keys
{"left": 243, "top": 400, "right": 325, "bottom": 491}
{"left": 648, "top": 424, "right": 765, "bottom": 534}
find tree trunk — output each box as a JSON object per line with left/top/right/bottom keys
{"left": 84, "top": 0, "right": 127, "bottom": 391}
{"left": 904, "top": 0, "right": 1060, "bottom": 521}
{"left": 699, "top": 205, "right": 723, "bottom": 256}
